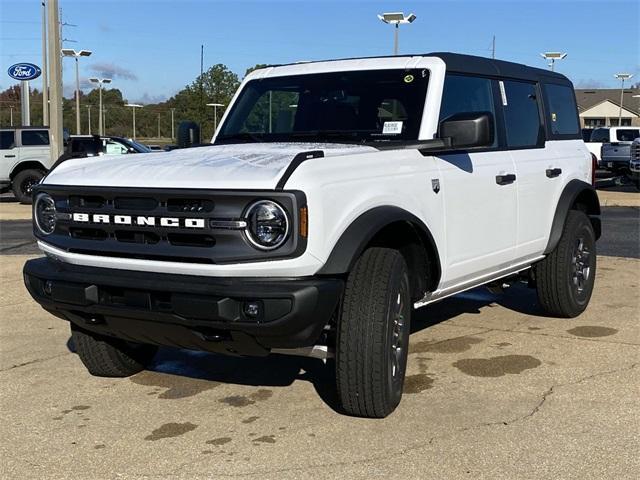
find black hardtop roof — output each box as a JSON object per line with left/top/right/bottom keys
{"left": 266, "top": 52, "right": 572, "bottom": 85}
{"left": 429, "top": 52, "right": 570, "bottom": 84}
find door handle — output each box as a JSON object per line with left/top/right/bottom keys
{"left": 546, "top": 168, "right": 562, "bottom": 178}
{"left": 4, "top": 154, "right": 16, "bottom": 158}
{"left": 495, "top": 173, "right": 516, "bottom": 185}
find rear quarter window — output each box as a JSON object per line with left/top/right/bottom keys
{"left": 543, "top": 84, "right": 580, "bottom": 137}
{"left": 616, "top": 129, "right": 640, "bottom": 142}
{"left": 21, "top": 130, "right": 50, "bottom": 146}
{"left": 0, "top": 131, "right": 15, "bottom": 149}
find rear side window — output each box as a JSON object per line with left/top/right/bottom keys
{"left": 0, "top": 131, "right": 15, "bottom": 149}
{"left": 502, "top": 80, "right": 542, "bottom": 148}
{"left": 439, "top": 74, "right": 497, "bottom": 147}
{"left": 616, "top": 129, "right": 640, "bottom": 142}
{"left": 590, "top": 128, "right": 610, "bottom": 142}
{"left": 544, "top": 84, "right": 580, "bottom": 136}
{"left": 21, "top": 130, "right": 50, "bottom": 146}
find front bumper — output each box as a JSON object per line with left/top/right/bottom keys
{"left": 24, "top": 257, "right": 343, "bottom": 356}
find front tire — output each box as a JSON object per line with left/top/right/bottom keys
{"left": 336, "top": 247, "right": 411, "bottom": 418}
{"left": 12, "top": 169, "right": 44, "bottom": 204}
{"left": 535, "top": 210, "right": 597, "bottom": 317}
{"left": 71, "top": 324, "right": 158, "bottom": 377}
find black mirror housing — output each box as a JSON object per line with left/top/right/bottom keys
{"left": 439, "top": 112, "right": 494, "bottom": 149}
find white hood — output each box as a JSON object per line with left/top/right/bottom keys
{"left": 44, "top": 142, "right": 377, "bottom": 190}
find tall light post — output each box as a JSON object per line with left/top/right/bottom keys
{"left": 47, "top": 0, "right": 63, "bottom": 161}
{"left": 86, "top": 104, "right": 91, "bottom": 134}
{"left": 614, "top": 73, "right": 633, "bottom": 126}
{"left": 377, "top": 12, "right": 416, "bottom": 55}
{"left": 125, "top": 103, "right": 142, "bottom": 140}
{"left": 41, "top": 0, "right": 48, "bottom": 124}
{"left": 61, "top": 48, "right": 92, "bottom": 134}
{"left": 170, "top": 108, "right": 175, "bottom": 141}
{"left": 206, "top": 103, "right": 224, "bottom": 134}
{"left": 540, "top": 52, "right": 567, "bottom": 71}
{"left": 89, "top": 77, "right": 111, "bottom": 136}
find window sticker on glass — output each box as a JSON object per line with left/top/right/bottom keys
{"left": 499, "top": 81, "right": 508, "bottom": 106}
{"left": 383, "top": 121, "right": 403, "bottom": 135}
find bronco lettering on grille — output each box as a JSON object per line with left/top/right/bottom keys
{"left": 71, "top": 213, "right": 206, "bottom": 229}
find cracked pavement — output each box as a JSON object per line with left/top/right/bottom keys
{"left": 1, "top": 249, "right": 639, "bottom": 479}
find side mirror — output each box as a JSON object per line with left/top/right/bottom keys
{"left": 439, "top": 112, "right": 493, "bottom": 149}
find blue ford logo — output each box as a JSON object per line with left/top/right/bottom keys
{"left": 7, "top": 63, "right": 42, "bottom": 81}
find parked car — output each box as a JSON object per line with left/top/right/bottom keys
{"left": 584, "top": 126, "right": 640, "bottom": 165}
{"left": 24, "top": 53, "right": 600, "bottom": 418}
{"left": 630, "top": 139, "right": 640, "bottom": 188}
{"left": 68, "top": 135, "right": 153, "bottom": 157}
{"left": 0, "top": 126, "right": 53, "bottom": 203}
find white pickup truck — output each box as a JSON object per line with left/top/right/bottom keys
{"left": 584, "top": 126, "right": 640, "bottom": 167}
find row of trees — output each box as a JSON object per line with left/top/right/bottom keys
{"left": 0, "top": 63, "right": 266, "bottom": 141}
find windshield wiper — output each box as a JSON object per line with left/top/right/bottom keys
{"left": 215, "top": 132, "right": 263, "bottom": 143}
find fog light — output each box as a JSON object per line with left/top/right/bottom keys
{"left": 44, "top": 280, "right": 52, "bottom": 295}
{"left": 243, "top": 301, "right": 261, "bottom": 318}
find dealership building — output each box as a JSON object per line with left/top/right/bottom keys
{"left": 575, "top": 88, "right": 640, "bottom": 128}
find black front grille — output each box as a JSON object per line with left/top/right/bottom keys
{"left": 37, "top": 186, "right": 306, "bottom": 264}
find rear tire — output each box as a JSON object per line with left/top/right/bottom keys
{"left": 336, "top": 247, "right": 411, "bottom": 418}
{"left": 12, "top": 169, "right": 44, "bottom": 204}
{"left": 71, "top": 324, "right": 158, "bottom": 377}
{"left": 535, "top": 210, "right": 596, "bottom": 318}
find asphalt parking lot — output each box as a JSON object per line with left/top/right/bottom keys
{"left": 1, "top": 188, "right": 639, "bottom": 479}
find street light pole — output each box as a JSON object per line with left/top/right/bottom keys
{"left": 125, "top": 104, "right": 142, "bottom": 140}
{"left": 170, "top": 108, "right": 175, "bottom": 141}
{"left": 206, "top": 103, "right": 225, "bottom": 136}
{"left": 62, "top": 49, "right": 92, "bottom": 135}
{"left": 614, "top": 73, "right": 633, "bottom": 126}
{"left": 86, "top": 105, "right": 91, "bottom": 135}
{"left": 540, "top": 52, "right": 567, "bottom": 71}
{"left": 41, "top": 0, "right": 48, "bottom": 125}
{"left": 89, "top": 77, "right": 111, "bottom": 136}
{"left": 377, "top": 12, "right": 416, "bottom": 55}
{"left": 47, "top": 0, "right": 63, "bottom": 161}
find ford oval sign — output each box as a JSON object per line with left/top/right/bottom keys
{"left": 8, "top": 63, "right": 42, "bottom": 81}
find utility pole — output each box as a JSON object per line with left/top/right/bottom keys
{"left": 10, "top": 106, "right": 14, "bottom": 126}
{"left": 492, "top": 35, "right": 496, "bottom": 59}
{"left": 157, "top": 112, "right": 161, "bottom": 138}
{"left": 48, "top": 0, "right": 64, "bottom": 161}
{"left": 87, "top": 105, "right": 91, "bottom": 135}
{"left": 103, "top": 107, "right": 107, "bottom": 135}
{"left": 170, "top": 108, "right": 175, "bottom": 140}
{"left": 41, "top": 0, "right": 49, "bottom": 125}
{"left": 199, "top": 44, "right": 204, "bottom": 130}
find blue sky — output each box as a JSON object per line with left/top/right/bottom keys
{"left": 1, "top": 0, "right": 638, "bottom": 103}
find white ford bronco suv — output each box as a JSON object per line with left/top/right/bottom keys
{"left": 1, "top": 127, "right": 54, "bottom": 203}
{"left": 24, "top": 53, "right": 600, "bottom": 418}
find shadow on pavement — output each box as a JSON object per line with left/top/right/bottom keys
{"left": 65, "top": 281, "right": 544, "bottom": 413}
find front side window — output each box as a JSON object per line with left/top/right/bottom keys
{"left": 438, "top": 74, "right": 497, "bottom": 148}
{"left": 217, "top": 69, "right": 429, "bottom": 144}
{"left": 502, "top": 80, "right": 542, "bottom": 148}
{"left": 544, "top": 84, "right": 580, "bottom": 136}
{"left": 0, "top": 131, "right": 15, "bottom": 150}
{"left": 21, "top": 130, "right": 50, "bottom": 146}
{"left": 590, "top": 128, "right": 610, "bottom": 142}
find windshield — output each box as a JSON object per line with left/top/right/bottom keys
{"left": 217, "top": 69, "right": 429, "bottom": 144}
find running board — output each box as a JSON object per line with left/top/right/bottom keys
{"left": 271, "top": 345, "right": 334, "bottom": 360}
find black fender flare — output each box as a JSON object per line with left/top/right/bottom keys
{"left": 317, "top": 206, "right": 441, "bottom": 289}
{"left": 544, "top": 179, "right": 601, "bottom": 255}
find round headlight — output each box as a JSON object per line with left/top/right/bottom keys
{"left": 34, "top": 193, "right": 57, "bottom": 235}
{"left": 244, "top": 200, "right": 289, "bottom": 250}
